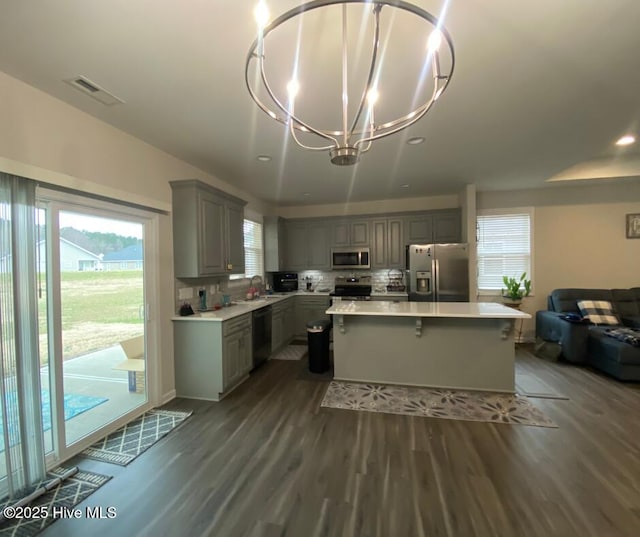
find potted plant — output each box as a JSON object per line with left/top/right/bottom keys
{"left": 502, "top": 272, "right": 531, "bottom": 307}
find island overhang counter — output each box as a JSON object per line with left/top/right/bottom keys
{"left": 325, "top": 301, "right": 531, "bottom": 393}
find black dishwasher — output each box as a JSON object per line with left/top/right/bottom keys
{"left": 252, "top": 305, "right": 272, "bottom": 369}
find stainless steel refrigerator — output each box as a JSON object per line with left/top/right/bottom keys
{"left": 406, "top": 243, "right": 469, "bottom": 302}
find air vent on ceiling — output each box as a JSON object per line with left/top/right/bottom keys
{"left": 64, "top": 76, "right": 125, "bottom": 106}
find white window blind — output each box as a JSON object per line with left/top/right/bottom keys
{"left": 477, "top": 211, "right": 532, "bottom": 290}
{"left": 243, "top": 219, "right": 263, "bottom": 278}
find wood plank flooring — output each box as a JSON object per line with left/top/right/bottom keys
{"left": 42, "top": 347, "right": 640, "bottom": 537}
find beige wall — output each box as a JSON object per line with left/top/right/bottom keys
{"left": 0, "top": 70, "right": 272, "bottom": 402}
{"left": 478, "top": 182, "right": 640, "bottom": 340}
{"left": 277, "top": 193, "right": 460, "bottom": 218}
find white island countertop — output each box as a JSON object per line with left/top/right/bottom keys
{"left": 326, "top": 301, "right": 530, "bottom": 319}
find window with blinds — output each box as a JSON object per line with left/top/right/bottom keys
{"left": 243, "top": 218, "right": 264, "bottom": 279}
{"left": 477, "top": 210, "right": 533, "bottom": 291}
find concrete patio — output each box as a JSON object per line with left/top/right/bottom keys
{"left": 40, "top": 344, "right": 146, "bottom": 450}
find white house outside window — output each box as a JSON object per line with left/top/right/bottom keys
{"left": 477, "top": 208, "right": 534, "bottom": 293}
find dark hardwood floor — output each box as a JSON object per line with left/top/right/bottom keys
{"left": 43, "top": 347, "right": 640, "bottom": 537}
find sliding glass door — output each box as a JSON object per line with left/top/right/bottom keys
{"left": 1, "top": 178, "right": 157, "bottom": 497}
{"left": 39, "top": 192, "right": 154, "bottom": 460}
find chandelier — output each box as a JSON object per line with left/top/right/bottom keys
{"left": 245, "top": 0, "right": 455, "bottom": 166}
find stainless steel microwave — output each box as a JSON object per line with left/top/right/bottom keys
{"left": 331, "top": 248, "right": 370, "bottom": 270}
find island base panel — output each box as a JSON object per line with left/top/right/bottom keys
{"left": 332, "top": 315, "right": 515, "bottom": 392}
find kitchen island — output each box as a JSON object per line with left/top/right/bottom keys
{"left": 326, "top": 301, "right": 530, "bottom": 393}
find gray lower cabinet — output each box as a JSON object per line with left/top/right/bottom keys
{"left": 295, "top": 296, "right": 331, "bottom": 337}
{"left": 271, "top": 297, "right": 296, "bottom": 353}
{"left": 173, "top": 313, "right": 252, "bottom": 401}
{"left": 171, "top": 180, "right": 246, "bottom": 278}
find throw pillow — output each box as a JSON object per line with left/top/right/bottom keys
{"left": 576, "top": 300, "right": 621, "bottom": 325}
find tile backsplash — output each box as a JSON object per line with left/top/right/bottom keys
{"left": 297, "top": 269, "right": 405, "bottom": 292}
{"left": 175, "top": 275, "right": 264, "bottom": 312}
{"left": 174, "top": 269, "right": 406, "bottom": 313}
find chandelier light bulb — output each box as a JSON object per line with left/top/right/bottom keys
{"left": 616, "top": 134, "right": 636, "bottom": 146}
{"left": 254, "top": 1, "right": 269, "bottom": 28}
{"left": 287, "top": 79, "right": 300, "bottom": 99}
{"left": 427, "top": 29, "right": 442, "bottom": 52}
{"left": 367, "top": 89, "right": 379, "bottom": 106}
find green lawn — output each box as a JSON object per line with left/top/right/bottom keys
{"left": 38, "top": 270, "right": 144, "bottom": 362}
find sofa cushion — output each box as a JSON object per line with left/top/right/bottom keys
{"left": 549, "top": 289, "right": 612, "bottom": 313}
{"left": 621, "top": 315, "right": 640, "bottom": 328}
{"left": 604, "top": 327, "right": 640, "bottom": 347}
{"left": 588, "top": 328, "right": 640, "bottom": 365}
{"left": 611, "top": 288, "right": 640, "bottom": 316}
{"left": 577, "top": 300, "right": 621, "bottom": 325}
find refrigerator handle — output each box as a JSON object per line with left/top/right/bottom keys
{"left": 434, "top": 259, "right": 440, "bottom": 299}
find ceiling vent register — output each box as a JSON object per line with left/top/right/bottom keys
{"left": 64, "top": 76, "right": 125, "bottom": 106}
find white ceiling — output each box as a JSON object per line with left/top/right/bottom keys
{"left": 1, "top": 0, "right": 639, "bottom": 206}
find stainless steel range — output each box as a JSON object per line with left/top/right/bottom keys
{"left": 330, "top": 276, "right": 372, "bottom": 301}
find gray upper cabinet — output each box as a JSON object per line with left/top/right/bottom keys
{"left": 171, "top": 180, "right": 247, "bottom": 278}
{"left": 387, "top": 218, "right": 404, "bottom": 268}
{"left": 284, "top": 220, "right": 331, "bottom": 270}
{"left": 284, "top": 222, "right": 308, "bottom": 271}
{"left": 264, "top": 216, "right": 286, "bottom": 272}
{"left": 226, "top": 202, "right": 245, "bottom": 271}
{"left": 332, "top": 220, "right": 369, "bottom": 247}
{"left": 403, "top": 209, "right": 461, "bottom": 245}
{"left": 371, "top": 218, "right": 404, "bottom": 269}
{"left": 350, "top": 220, "right": 370, "bottom": 246}
{"left": 404, "top": 214, "right": 433, "bottom": 245}
{"left": 308, "top": 223, "right": 331, "bottom": 268}
{"left": 332, "top": 221, "right": 350, "bottom": 247}
{"left": 272, "top": 208, "right": 459, "bottom": 273}
{"left": 371, "top": 220, "right": 387, "bottom": 269}
{"left": 433, "top": 209, "right": 462, "bottom": 243}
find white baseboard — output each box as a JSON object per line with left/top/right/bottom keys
{"left": 161, "top": 389, "right": 176, "bottom": 404}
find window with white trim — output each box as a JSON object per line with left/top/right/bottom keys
{"left": 477, "top": 208, "right": 533, "bottom": 292}
{"left": 230, "top": 218, "right": 264, "bottom": 280}
{"left": 243, "top": 218, "right": 264, "bottom": 278}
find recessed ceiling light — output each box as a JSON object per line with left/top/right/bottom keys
{"left": 400, "top": 184, "right": 410, "bottom": 188}
{"left": 257, "top": 155, "right": 272, "bottom": 162}
{"left": 303, "top": 192, "right": 311, "bottom": 197}
{"left": 615, "top": 134, "right": 636, "bottom": 146}
{"left": 407, "top": 137, "right": 425, "bottom": 145}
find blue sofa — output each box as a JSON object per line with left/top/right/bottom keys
{"left": 536, "top": 288, "right": 640, "bottom": 380}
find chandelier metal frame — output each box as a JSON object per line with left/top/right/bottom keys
{"left": 245, "top": 0, "right": 455, "bottom": 165}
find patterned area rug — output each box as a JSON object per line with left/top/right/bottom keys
{"left": 321, "top": 381, "right": 558, "bottom": 428}
{"left": 81, "top": 409, "right": 192, "bottom": 465}
{"left": 271, "top": 344, "right": 308, "bottom": 361}
{"left": 0, "top": 467, "right": 110, "bottom": 537}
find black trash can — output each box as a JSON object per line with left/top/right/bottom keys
{"left": 307, "top": 319, "right": 331, "bottom": 373}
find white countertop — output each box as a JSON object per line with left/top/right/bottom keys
{"left": 172, "top": 290, "right": 330, "bottom": 322}
{"left": 326, "top": 301, "right": 531, "bottom": 319}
